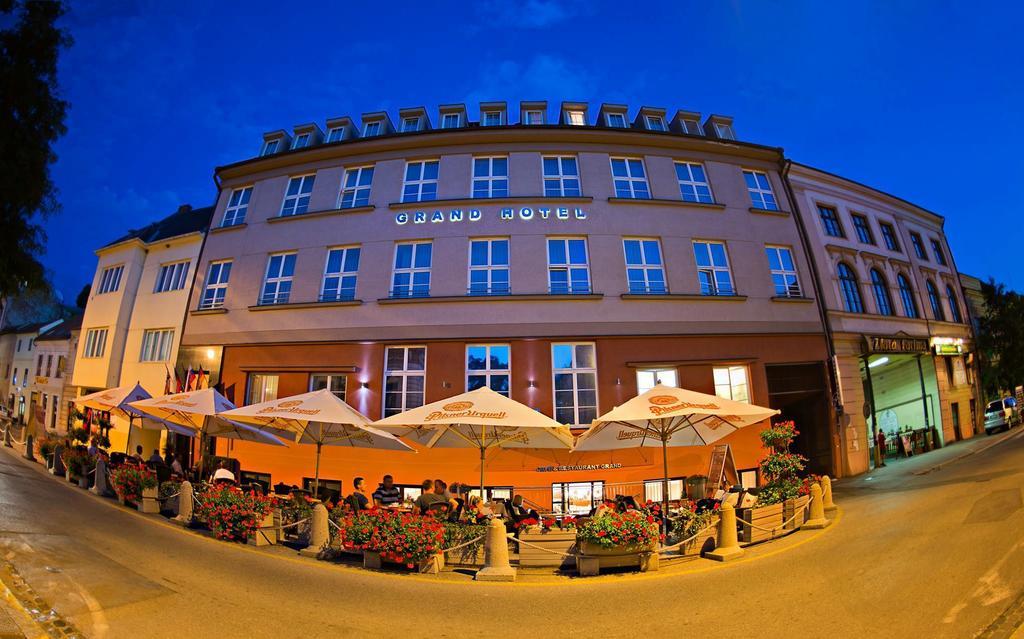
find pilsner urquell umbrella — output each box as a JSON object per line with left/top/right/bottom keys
{"left": 572, "top": 384, "right": 779, "bottom": 521}
{"left": 372, "top": 386, "right": 574, "bottom": 497}
{"left": 75, "top": 383, "right": 153, "bottom": 453}
{"left": 220, "top": 389, "right": 414, "bottom": 494}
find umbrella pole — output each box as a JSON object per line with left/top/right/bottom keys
{"left": 314, "top": 441, "right": 322, "bottom": 497}
{"left": 125, "top": 415, "right": 133, "bottom": 455}
{"left": 479, "top": 445, "right": 486, "bottom": 501}
{"left": 661, "top": 437, "right": 670, "bottom": 538}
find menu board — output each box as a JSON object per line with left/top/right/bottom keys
{"left": 706, "top": 444, "right": 737, "bottom": 497}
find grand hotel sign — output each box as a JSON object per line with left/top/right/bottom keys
{"left": 862, "top": 335, "right": 930, "bottom": 355}
{"left": 395, "top": 206, "right": 588, "bottom": 225}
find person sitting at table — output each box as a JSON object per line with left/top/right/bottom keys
{"left": 131, "top": 445, "right": 145, "bottom": 462}
{"left": 348, "top": 476, "right": 371, "bottom": 512}
{"left": 467, "top": 495, "right": 493, "bottom": 524}
{"left": 507, "top": 494, "right": 540, "bottom": 524}
{"left": 212, "top": 461, "right": 236, "bottom": 485}
{"left": 413, "top": 479, "right": 447, "bottom": 514}
{"left": 171, "top": 454, "right": 184, "bottom": 477}
{"left": 372, "top": 474, "right": 401, "bottom": 507}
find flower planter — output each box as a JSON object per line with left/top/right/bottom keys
{"left": 138, "top": 485, "right": 161, "bottom": 514}
{"left": 78, "top": 474, "right": 90, "bottom": 490}
{"left": 247, "top": 510, "right": 278, "bottom": 547}
{"left": 738, "top": 502, "right": 784, "bottom": 543}
{"left": 362, "top": 550, "right": 444, "bottom": 574}
{"left": 518, "top": 528, "right": 576, "bottom": 569}
{"left": 783, "top": 495, "right": 810, "bottom": 530}
{"left": 575, "top": 540, "right": 658, "bottom": 577}
{"left": 680, "top": 516, "right": 719, "bottom": 556}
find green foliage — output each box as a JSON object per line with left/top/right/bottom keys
{"left": 61, "top": 447, "right": 94, "bottom": 476}
{"left": 757, "top": 420, "right": 807, "bottom": 506}
{"left": 89, "top": 431, "right": 110, "bottom": 450}
{"left": 576, "top": 510, "right": 660, "bottom": 549}
{"left": 669, "top": 501, "right": 718, "bottom": 543}
{"left": 978, "top": 279, "right": 1024, "bottom": 399}
{"left": 68, "top": 426, "right": 89, "bottom": 444}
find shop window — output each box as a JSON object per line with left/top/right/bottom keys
{"left": 945, "top": 358, "right": 955, "bottom": 387}
{"left": 402, "top": 160, "right": 439, "bottom": 203}
{"left": 391, "top": 242, "right": 432, "bottom": 298}
{"left": 339, "top": 166, "right": 374, "bottom": 208}
{"left": 472, "top": 157, "right": 508, "bottom": 199}
{"left": 713, "top": 365, "right": 749, "bottom": 403}
{"left": 636, "top": 368, "right": 677, "bottom": 394}
{"left": 623, "top": 238, "right": 666, "bottom": 294}
{"left": 240, "top": 471, "right": 271, "bottom": 491}
{"left": 743, "top": 170, "right": 778, "bottom": 210}
{"left": 280, "top": 175, "right": 315, "bottom": 216}
{"left": 870, "top": 269, "right": 895, "bottom": 316}
{"left": 817, "top": 205, "right": 845, "bottom": 238}
{"left": 321, "top": 246, "right": 360, "bottom": 302}
{"left": 547, "top": 238, "right": 590, "bottom": 294}
{"left": 468, "top": 238, "right": 510, "bottom": 295}
{"left": 837, "top": 262, "right": 864, "bottom": 313}
{"left": 610, "top": 158, "right": 651, "bottom": 199}
{"left": 97, "top": 264, "right": 124, "bottom": 294}
{"left": 200, "top": 260, "right": 232, "bottom": 310}
{"left": 693, "top": 240, "right": 734, "bottom": 296}
{"left": 765, "top": 245, "right": 802, "bottom": 297}
{"left": 302, "top": 478, "right": 342, "bottom": 497}
{"left": 466, "top": 344, "right": 510, "bottom": 396}
{"left": 310, "top": 374, "right": 346, "bottom": 401}
{"left": 246, "top": 373, "right": 278, "bottom": 405}
{"left": 222, "top": 187, "right": 252, "bottom": 227}
{"left": 675, "top": 162, "right": 714, "bottom": 203}
{"left": 260, "top": 253, "right": 296, "bottom": 305}
{"left": 552, "top": 481, "right": 604, "bottom": 515}
{"left": 383, "top": 346, "right": 426, "bottom": 417}
{"left": 542, "top": 156, "right": 581, "bottom": 197}
{"left": 897, "top": 273, "right": 919, "bottom": 318}
{"left": 552, "top": 343, "right": 597, "bottom": 426}
{"left": 880, "top": 222, "right": 901, "bottom": 252}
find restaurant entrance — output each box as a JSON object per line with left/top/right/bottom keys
{"left": 766, "top": 362, "right": 832, "bottom": 476}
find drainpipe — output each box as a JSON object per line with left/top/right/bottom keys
{"left": 779, "top": 159, "right": 844, "bottom": 478}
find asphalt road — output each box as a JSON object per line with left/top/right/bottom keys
{"left": 1, "top": 429, "right": 1023, "bottom": 639}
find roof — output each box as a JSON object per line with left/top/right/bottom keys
{"left": 0, "top": 319, "right": 61, "bottom": 336}
{"left": 35, "top": 315, "right": 82, "bottom": 342}
{"left": 102, "top": 204, "right": 214, "bottom": 249}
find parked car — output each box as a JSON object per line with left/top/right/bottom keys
{"left": 984, "top": 397, "right": 1018, "bottom": 435}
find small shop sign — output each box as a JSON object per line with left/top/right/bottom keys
{"left": 395, "top": 206, "right": 588, "bottom": 225}
{"left": 863, "top": 335, "right": 929, "bottom": 354}
{"left": 536, "top": 463, "right": 622, "bottom": 472}
{"left": 930, "top": 337, "right": 964, "bottom": 356}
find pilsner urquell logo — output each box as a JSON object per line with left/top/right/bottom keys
{"left": 425, "top": 400, "right": 507, "bottom": 421}
{"left": 443, "top": 401, "right": 473, "bottom": 412}
{"left": 259, "top": 399, "right": 321, "bottom": 415}
{"left": 648, "top": 395, "right": 721, "bottom": 416}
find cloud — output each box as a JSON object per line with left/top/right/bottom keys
{"left": 474, "top": 0, "right": 585, "bottom": 29}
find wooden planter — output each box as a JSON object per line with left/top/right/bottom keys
{"left": 138, "top": 485, "right": 161, "bottom": 514}
{"left": 518, "top": 528, "right": 576, "bottom": 569}
{"left": 247, "top": 510, "right": 278, "bottom": 547}
{"left": 679, "top": 516, "right": 719, "bottom": 557}
{"left": 738, "top": 502, "right": 784, "bottom": 543}
{"left": 362, "top": 550, "right": 445, "bottom": 574}
{"left": 444, "top": 544, "right": 485, "bottom": 567}
{"left": 575, "top": 540, "right": 658, "bottom": 577}
{"left": 783, "top": 495, "right": 810, "bottom": 530}
{"left": 78, "top": 474, "right": 90, "bottom": 490}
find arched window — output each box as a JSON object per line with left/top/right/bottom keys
{"left": 897, "top": 274, "right": 919, "bottom": 318}
{"left": 870, "top": 269, "right": 894, "bottom": 316}
{"left": 926, "top": 279, "right": 945, "bottom": 320}
{"left": 837, "top": 262, "right": 864, "bottom": 313}
{"left": 946, "top": 284, "right": 963, "bottom": 323}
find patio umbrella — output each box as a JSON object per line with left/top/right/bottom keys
{"left": 220, "top": 389, "right": 413, "bottom": 494}
{"left": 572, "top": 384, "right": 778, "bottom": 521}
{"left": 372, "top": 386, "right": 574, "bottom": 497}
{"left": 75, "top": 383, "right": 152, "bottom": 453}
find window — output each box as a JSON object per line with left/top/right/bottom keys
{"left": 261, "top": 139, "right": 279, "bottom": 156}
{"left": 880, "top": 222, "right": 901, "bottom": 252}
{"left": 401, "top": 117, "right": 421, "bottom": 132}
{"left": 391, "top": 242, "right": 432, "bottom": 298}
{"left": 260, "top": 253, "right": 296, "bottom": 305}
{"left": 200, "top": 261, "right": 232, "bottom": 310}
{"left": 930, "top": 239, "right": 947, "bottom": 266}
{"left": 326, "top": 127, "right": 345, "bottom": 143}
{"left": 552, "top": 481, "right": 604, "bottom": 515}
{"left": 524, "top": 110, "right": 544, "bottom": 125}
{"left": 383, "top": 346, "right": 426, "bottom": 417}
{"left": 674, "top": 162, "right": 714, "bottom": 203}
{"left": 644, "top": 115, "right": 666, "bottom": 131}
{"left": 401, "top": 160, "right": 439, "bottom": 203}
{"left": 97, "top": 265, "right": 124, "bottom": 294}
{"left": 636, "top": 368, "right": 677, "bottom": 395}
{"left": 679, "top": 118, "right": 702, "bottom": 136}
{"left": 310, "top": 374, "right": 346, "bottom": 401}
{"left": 645, "top": 478, "right": 686, "bottom": 503}
{"left": 83, "top": 328, "right": 108, "bottom": 359}
{"left": 154, "top": 261, "right": 190, "bottom": 293}
{"left": 870, "top": 269, "right": 894, "bottom": 316}
{"left": 765, "top": 246, "right": 802, "bottom": 297}
{"left": 552, "top": 343, "right": 597, "bottom": 426}
{"left": 339, "top": 166, "right": 374, "bottom": 208}
{"left": 472, "top": 157, "right": 508, "bottom": 198}
{"left": 547, "top": 238, "right": 590, "bottom": 294}
{"left": 713, "top": 365, "right": 749, "bottom": 403}
{"left": 714, "top": 122, "right": 736, "bottom": 140}
{"left": 291, "top": 133, "right": 310, "bottom": 149}
{"left": 222, "top": 187, "right": 252, "bottom": 227}
{"left": 609, "top": 158, "right": 650, "bottom": 199}
{"left": 837, "top": 262, "right": 864, "bottom": 313}
{"left": 45, "top": 354, "right": 52, "bottom": 377}
{"left": 946, "top": 284, "right": 963, "bottom": 323}
{"left": 481, "top": 111, "right": 502, "bottom": 126}
{"left": 817, "top": 205, "right": 845, "bottom": 237}
{"left": 743, "top": 170, "right": 778, "bottom": 210}
{"left": 441, "top": 113, "right": 461, "bottom": 129}
{"left": 542, "top": 156, "right": 581, "bottom": 197}
{"left": 605, "top": 112, "right": 627, "bottom": 128}
{"left": 56, "top": 356, "right": 65, "bottom": 379}
{"left": 246, "top": 373, "right": 279, "bottom": 405}
{"left": 140, "top": 328, "right": 174, "bottom": 362}
{"left": 16, "top": 339, "right": 21, "bottom": 352}
{"left": 693, "top": 241, "right": 734, "bottom": 296}
{"left": 852, "top": 214, "right": 875, "bottom": 244}
{"left": 321, "top": 246, "right": 360, "bottom": 302}
{"left": 910, "top": 232, "right": 928, "bottom": 260}
{"left": 469, "top": 238, "right": 509, "bottom": 295}
{"left": 566, "top": 110, "right": 586, "bottom": 126}
{"left": 35, "top": 354, "right": 41, "bottom": 376}
{"left": 362, "top": 121, "right": 381, "bottom": 137}
{"left": 280, "top": 175, "right": 315, "bottom": 216}
{"left": 897, "top": 274, "right": 919, "bottom": 318}
{"left": 623, "top": 238, "right": 666, "bottom": 294}
{"left": 926, "top": 280, "right": 945, "bottom": 320}
{"left": 466, "top": 344, "right": 510, "bottom": 396}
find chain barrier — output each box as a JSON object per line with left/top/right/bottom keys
{"left": 657, "top": 521, "right": 719, "bottom": 554}
{"left": 440, "top": 533, "right": 486, "bottom": 553}
{"left": 158, "top": 491, "right": 181, "bottom": 501}
{"left": 506, "top": 533, "right": 578, "bottom": 558}
{"left": 278, "top": 518, "right": 310, "bottom": 530}
{"left": 732, "top": 498, "right": 812, "bottom": 538}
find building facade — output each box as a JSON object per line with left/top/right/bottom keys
{"left": 6, "top": 320, "right": 62, "bottom": 426}
{"left": 180, "top": 101, "right": 837, "bottom": 504}
{"left": 786, "top": 162, "right": 980, "bottom": 476}
{"left": 32, "top": 316, "right": 82, "bottom": 434}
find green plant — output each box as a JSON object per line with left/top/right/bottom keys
{"left": 757, "top": 420, "right": 808, "bottom": 505}
{"left": 61, "top": 448, "right": 95, "bottom": 476}
{"left": 576, "top": 510, "right": 659, "bottom": 550}
{"left": 333, "top": 509, "right": 444, "bottom": 568}
{"left": 37, "top": 433, "right": 57, "bottom": 460}
{"left": 68, "top": 426, "right": 89, "bottom": 444}
{"left": 669, "top": 500, "right": 719, "bottom": 542}
{"left": 89, "top": 431, "right": 111, "bottom": 450}
{"left": 159, "top": 480, "right": 181, "bottom": 502}
{"left": 441, "top": 521, "right": 485, "bottom": 561}
{"left": 281, "top": 493, "right": 314, "bottom": 527}
{"left": 194, "top": 485, "right": 273, "bottom": 542}
{"left": 109, "top": 463, "right": 157, "bottom": 503}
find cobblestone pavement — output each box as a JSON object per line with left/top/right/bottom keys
{"left": 0, "top": 560, "right": 81, "bottom": 638}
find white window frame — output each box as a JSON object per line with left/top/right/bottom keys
{"left": 391, "top": 241, "right": 432, "bottom": 298}
{"left": 326, "top": 127, "right": 345, "bottom": 143}
{"left": 280, "top": 174, "right": 315, "bottom": 216}
{"left": 551, "top": 342, "right": 598, "bottom": 427}
{"left": 199, "top": 260, "right": 232, "bottom": 310}
{"left": 636, "top": 368, "right": 678, "bottom": 395}
{"left": 610, "top": 157, "right": 650, "bottom": 199}
{"left": 139, "top": 328, "right": 175, "bottom": 362}
{"left": 472, "top": 156, "right": 508, "bottom": 199}
{"left": 466, "top": 344, "right": 511, "bottom": 396}
{"left": 481, "top": 110, "right": 503, "bottom": 126}
{"left": 714, "top": 122, "right": 736, "bottom": 139}
{"left": 291, "top": 133, "right": 310, "bottom": 149}
{"left": 222, "top": 186, "right": 252, "bottom": 227}
{"left": 743, "top": 170, "right": 779, "bottom": 211}
{"left": 383, "top": 346, "right": 426, "bottom": 417}
{"left": 524, "top": 110, "right": 544, "bottom": 125}
{"left": 441, "top": 113, "right": 461, "bottom": 129}
{"left": 674, "top": 161, "right": 714, "bottom": 203}
{"left": 362, "top": 121, "right": 382, "bottom": 137}
{"left": 338, "top": 165, "right": 374, "bottom": 208}
{"left": 605, "top": 112, "right": 627, "bottom": 128}
{"left": 401, "top": 116, "right": 421, "bottom": 132}
{"left": 401, "top": 160, "right": 439, "bottom": 203}
{"left": 680, "top": 118, "right": 702, "bottom": 135}
{"left": 468, "top": 237, "right": 510, "bottom": 295}
{"left": 565, "top": 110, "right": 586, "bottom": 126}
{"left": 321, "top": 245, "right": 360, "bottom": 302}
{"left": 310, "top": 373, "right": 346, "bottom": 401}
{"left": 765, "top": 245, "right": 802, "bottom": 298}
{"left": 644, "top": 115, "right": 666, "bottom": 131}
{"left": 713, "top": 365, "right": 750, "bottom": 403}
{"left": 154, "top": 260, "right": 190, "bottom": 293}
{"left": 246, "top": 373, "right": 279, "bottom": 405}
{"left": 542, "top": 155, "right": 581, "bottom": 197}
{"left": 547, "top": 237, "right": 591, "bottom": 294}
{"left": 83, "top": 328, "right": 108, "bottom": 359}
{"left": 97, "top": 264, "right": 124, "bottom": 294}
{"left": 623, "top": 237, "right": 667, "bottom": 294}
{"left": 261, "top": 139, "right": 279, "bottom": 156}
{"left": 260, "top": 252, "right": 297, "bottom": 305}
{"left": 693, "top": 240, "right": 735, "bottom": 296}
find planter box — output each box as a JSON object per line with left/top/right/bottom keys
{"left": 363, "top": 550, "right": 444, "bottom": 574}
{"left": 138, "top": 485, "right": 160, "bottom": 514}
{"left": 679, "top": 516, "right": 719, "bottom": 557}
{"left": 78, "top": 474, "right": 90, "bottom": 490}
{"left": 783, "top": 496, "right": 809, "bottom": 530}
{"left": 738, "top": 502, "right": 784, "bottom": 543}
{"left": 247, "top": 510, "right": 278, "bottom": 547}
{"left": 518, "top": 528, "right": 576, "bottom": 568}
{"left": 575, "top": 540, "right": 658, "bottom": 577}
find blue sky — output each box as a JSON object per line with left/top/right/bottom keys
{"left": 46, "top": 0, "right": 1022, "bottom": 302}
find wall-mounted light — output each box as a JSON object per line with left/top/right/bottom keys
{"left": 206, "top": 348, "right": 216, "bottom": 360}
{"left": 528, "top": 379, "right": 536, "bottom": 388}
{"left": 360, "top": 382, "right": 369, "bottom": 389}
{"left": 442, "top": 381, "right": 452, "bottom": 389}
{"left": 615, "top": 377, "right": 621, "bottom": 385}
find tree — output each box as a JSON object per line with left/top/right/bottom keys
{"left": 75, "top": 283, "right": 90, "bottom": 310}
{"left": 0, "top": 1, "right": 71, "bottom": 307}
{"left": 977, "top": 279, "right": 1024, "bottom": 398}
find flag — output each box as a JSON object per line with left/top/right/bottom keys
{"left": 163, "top": 366, "right": 172, "bottom": 395}
{"left": 175, "top": 366, "right": 185, "bottom": 392}
{"left": 195, "top": 368, "right": 207, "bottom": 390}
{"left": 185, "top": 366, "right": 194, "bottom": 392}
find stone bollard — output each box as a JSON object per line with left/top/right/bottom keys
{"left": 172, "top": 481, "right": 193, "bottom": 525}
{"left": 706, "top": 501, "right": 744, "bottom": 562}
{"left": 3, "top": 422, "right": 11, "bottom": 447}
{"left": 23, "top": 435, "right": 35, "bottom": 462}
{"left": 475, "top": 518, "right": 516, "bottom": 582}
{"left": 298, "top": 504, "right": 328, "bottom": 558}
{"left": 821, "top": 475, "right": 837, "bottom": 512}
{"left": 803, "top": 483, "right": 831, "bottom": 529}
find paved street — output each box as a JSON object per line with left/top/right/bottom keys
{"left": 1, "top": 431, "right": 1023, "bottom": 638}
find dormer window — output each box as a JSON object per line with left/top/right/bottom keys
{"left": 714, "top": 122, "right": 736, "bottom": 140}
{"left": 261, "top": 139, "right": 280, "bottom": 156}
{"left": 363, "top": 121, "right": 382, "bottom": 137}
{"left": 482, "top": 111, "right": 503, "bottom": 127}
{"left": 326, "top": 127, "right": 345, "bottom": 143}
{"left": 680, "top": 118, "right": 702, "bottom": 135}
{"left": 566, "top": 110, "right": 586, "bottom": 126}
{"left": 401, "top": 117, "right": 421, "bottom": 132}
{"left": 644, "top": 115, "right": 666, "bottom": 131}
{"left": 441, "top": 113, "right": 461, "bottom": 129}
{"left": 525, "top": 110, "right": 544, "bottom": 125}
{"left": 606, "top": 113, "right": 627, "bottom": 128}
{"left": 292, "top": 133, "right": 311, "bottom": 149}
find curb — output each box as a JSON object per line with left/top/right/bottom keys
{"left": 913, "top": 427, "right": 1024, "bottom": 476}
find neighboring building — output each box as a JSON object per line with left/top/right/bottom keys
{"left": 181, "top": 100, "right": 837, "bottom": 503}
{"left": 7, "top": 320, "right": 62, "bottom": 425}
{"left": 0, "top": 330, "right": 16, "bottom": 416}
{"left": 958, "top": 273, "right": 986, "bottom": 336}
{"left": 785, "top": 162, "right": 980, "bottom": 477}
{"left": 72, "top": 204, "right": 213, "bottom": 453}
{"left": 32, "top": 315, "right": 83, "bottom": 434}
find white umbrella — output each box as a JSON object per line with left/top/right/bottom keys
{"left": 220, "top": 389, "right": 413, "bottom": 493}
{"left": 75, "top": 383, "right": 152, "bottom": 453}
{"left": 573, "top": 384, "right": 779, "bottom": 519}
{"left": 372, "top": 386, "right": 574, "bottom": 496}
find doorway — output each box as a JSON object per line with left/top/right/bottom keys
{"left": 951, "top": 402, "right": 962, "bottom": 441}
{"left": 765, "top": 362, "right": 832, "bottom": 476}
